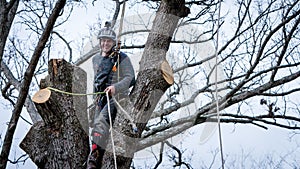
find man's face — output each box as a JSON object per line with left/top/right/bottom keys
{"left": 100, "top": 38, "right": 114, "bottom": 55}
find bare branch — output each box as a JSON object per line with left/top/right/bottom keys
{"left": 0, "top": 0, "right": 67, "bottom": 167}
{"left": 153, "top": 142, "right": 164, "bottom": 169}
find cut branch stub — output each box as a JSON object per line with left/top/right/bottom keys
{"left": 161, "top": 60, "right": 174, "bottom": 85}
{"left": 32, "top": 88, "right": 51, "bottom": 104}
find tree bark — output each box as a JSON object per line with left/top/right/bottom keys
{"left": 20, "top": 59, "right": 89, "bottom": 169}
{"left": 101, "top": 0, "right": 190, "bottom": 168}
{"left": 0, "top": 1, "right": 66, "bottom": 168}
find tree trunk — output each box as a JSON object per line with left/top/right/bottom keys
{"left": 101, "top": 1, "right": 190, "bottom": 168}
{"left": 0, "top": 1, "right": 66, "bottom": 168}
{"left": 20, "top": 59, "right": 89, "bottom": 169}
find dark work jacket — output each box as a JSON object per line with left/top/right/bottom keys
{"left": 93, "top": 51, "right": 135, "bottom": 98}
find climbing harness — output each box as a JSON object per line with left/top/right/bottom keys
{"left": 214, "top": 1, "right": 225, "bottom": 168}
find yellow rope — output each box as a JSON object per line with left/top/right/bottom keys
{"left": 46, "top": 87, "right": 105, "bottom": 96}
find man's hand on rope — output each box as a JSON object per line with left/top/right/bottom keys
{"left": 104, "top": 86, "right": 115, "bottom": 96}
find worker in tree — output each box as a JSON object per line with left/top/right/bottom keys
{"left": 87, "top": 21, "right": 135, "bottom": 169}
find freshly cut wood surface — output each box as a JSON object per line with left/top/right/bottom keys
{"left": 32, "top": 88, "right": 51, "bottom": 104}
{"left": 161, "top": 60, "right": 174, "bottom": 85}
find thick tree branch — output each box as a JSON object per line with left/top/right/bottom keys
{"left": 0, "top": 0, "right": 66, "bottom": 168}
{"left": 137, "top": 69, "right": 300, "bottom": 150}
{"left": 101, "top": 1, "right": 190, "bottom": 168}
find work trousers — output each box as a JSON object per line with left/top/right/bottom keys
{"left": 92, "top": 95, "right": 117, "bottom": 148}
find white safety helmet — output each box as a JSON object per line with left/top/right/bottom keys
{"left": 97, "top": 21, "right": 117, "bottom": 42}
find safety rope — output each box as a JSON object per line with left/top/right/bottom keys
{"left": 47, "top": 86, "right": 106, "bottom": 96}
{"left": 116, "top": 0, "right": 126, "bottom": 84}
{"left": 106, "top": 92, "right": 118, "bottom": 169}
{"left": 110, "top": 1, "right": 126, "bottom": 168}
{"left": 214, "top": 1, "right": 225, "bottom": 168}
{"left": 46, "top": 86, "right": 137, "bottom": 131}
{"left": 117, "top": 0, "right": 126, "bottom": 42}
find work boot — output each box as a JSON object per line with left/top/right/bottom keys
{"left": 87, "top": 133, "right": 106, "bottom": 169}
{"left": 87, "top": 143, "right": 105, "bottom": 169}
